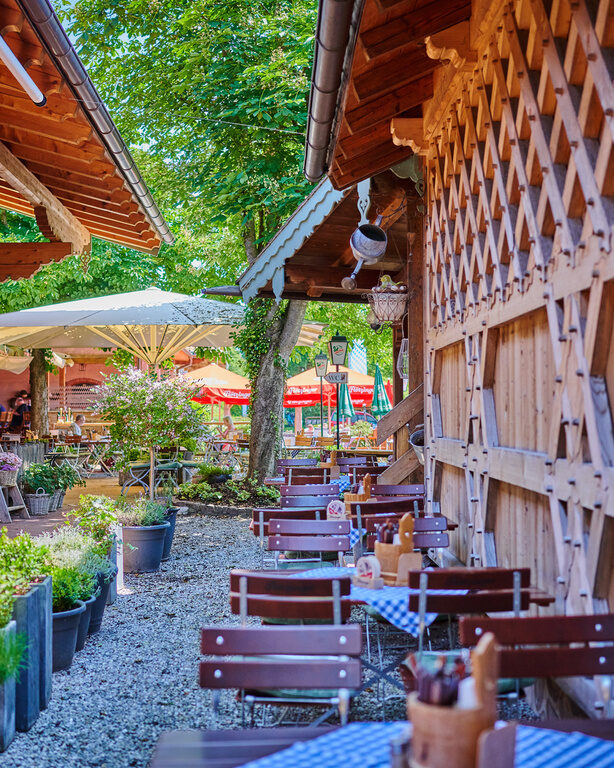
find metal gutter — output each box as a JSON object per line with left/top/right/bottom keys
{"left": 303, "top": 0, "right": 364, "bottom": 184}
{"left": 16, "top": 0, "right": 174, "bottom": 246}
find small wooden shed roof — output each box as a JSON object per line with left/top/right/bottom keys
{"left": 0, "top": 0, "right": 172, "bottom": 261}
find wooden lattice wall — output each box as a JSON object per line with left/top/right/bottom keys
{"left": 422, "top": 0, "right": 614, "bottom": 625}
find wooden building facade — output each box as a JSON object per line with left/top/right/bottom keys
{"left": 239, "top": 0, "right": 614, "bottom": 714}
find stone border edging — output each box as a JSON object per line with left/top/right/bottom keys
{"left": 173, "top": 500, "right": 251, "bottom": 517}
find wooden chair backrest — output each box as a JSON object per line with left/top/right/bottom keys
{"left": 350, "top": 465, "right": 387, "bottom": 481}
{"left": 350, "top": 497, "right": 423, "bottom": 518}
{"left": 364, "top": 514, "right": 448, "bottom": 533}
{"left": 374, "top": 483, "right": 425, "bottom": 496}
{"left": 336, "top": 457, "right": 368, "bottom": 467}
{"left": 229, "top": 569, "right": 351, "bottom": 621}
{"left": 280, "top": 483, "right": 339, "bottom": 496}
{"left": 200, "top": 625, "right": 361, "bottom": 690}
{"left": 408, "top": 590, "right": 531, "bottom": 614}
{"left": 277, "top": 458, "right": 318, "bottom": 469}
{"left": 267, "top": 534, "right": 351, "bottom": 554}
{"left": 293, "top": 435, "right": 314, "bottom": 446}
{"left": 269, "top": 519, "right": 351, "bottom": 536}
{"left": 285, "top": 467, "right": 332, "bottom": 484}
{"left": 63, "top": 435, "right": 82, "bottom": 444}
{"left": 0, "top": 412, "right": 11, "bottom": 424}
{"left": 252, "top": 507, "right": 322, "bottom": 537}
{"left": 315, "top": 437, "right": 336, "bottom": 447}
{"left": 408, "top": 567, "right": 531, "bottom": 591}
{"left": 459, "top": 614, "right": 614, "bottom": 677}
{"left": 280, "top": 495, "right": 338, "bottom": 509}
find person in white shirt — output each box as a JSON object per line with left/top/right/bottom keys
{"left": 71, "top": 414, "right": 86, "bottom": 436}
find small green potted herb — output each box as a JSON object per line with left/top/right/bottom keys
{"left": 49, "top": 565, "right": 91, "bottom": 672}
{"left": 115, "top": 498, "right": 169, "bottom": 573}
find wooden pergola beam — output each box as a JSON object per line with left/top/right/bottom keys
{"left": 345, "top": 72, "right": 434, "bottom": 133}
{"left": 0, "top": 140, "right": 90, "bottom": 253}
{"left": 0, "top": 241, "right": 71, "bottom": 281}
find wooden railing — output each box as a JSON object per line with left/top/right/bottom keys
{"left": 376, "top": 383, "right": 423, "bottom": 484}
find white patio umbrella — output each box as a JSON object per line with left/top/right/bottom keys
{"left": 0, "top": 287, "right": 324, "bottom": 366}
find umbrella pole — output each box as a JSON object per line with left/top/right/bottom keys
{"left": 320, "top": 378, "right": 324, "bottom": 438}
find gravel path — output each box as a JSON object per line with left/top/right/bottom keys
{"left": 0, "top": 513, "right": 536, "bottom": 768}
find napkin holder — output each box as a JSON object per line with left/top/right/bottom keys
{"left": 374, "top": 513, "right": 421, "bottom": 585}
{"left": 407, "top": 633, "right": 498, "bottom": 768}
{"left": 352, "top": 555, "right": 384, "bottom": 589}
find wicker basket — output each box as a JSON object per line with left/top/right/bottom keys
{"left": 368, "top": 290, "right": 407, "bottom": 323}
{"left": 48, "top": 489, "right": 65, "bottom": 512}
{"left": 24, "top": 490, "right": 51, "bottom": 516}
{"left": 0, "top": 470, "right": 18, "bottom": 487}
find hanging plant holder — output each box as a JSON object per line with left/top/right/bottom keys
{"left": 367, "top": 276, "right": 408, "bottom": 325}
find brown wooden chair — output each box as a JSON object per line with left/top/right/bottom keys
{"left": 229, "top": 568, "right": 351, "bottom": 624}
{"left": 277, "top": 458, "right": 318, "bottom": 471}
{"left": 293, "top": 434, "right": 314, "bottom": 447}
{"left": 460, "top": 613, "right": 614, "bottom": 681}
{"left": 279, "top": 483, "right": 339, "bottom": 509}
{"left": 374, "top": 483, "right": 425, "bottom": 497}
{"left": 267, "top": 520, "right": 351, "bottom": 568}
{"left": 348, "top": 464, "right": 387, "bottom": 484}
{"left": 252, "top": 507, "right": 325, "bottom": 565}
{"left": 284, "top": 466, "right": 332, "bottom": 484}
{"left": 200, "top": 624, "right": 362, "bottom": 726}
{"left": 363, "top": 515, "right": 449, "bottom": 552}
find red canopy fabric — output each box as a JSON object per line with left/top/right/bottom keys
{"left": 184, "top": 363, "right": 251, "bottom": 406}
{"left": 283, "top": 365, "right": 374, "bottom": 407}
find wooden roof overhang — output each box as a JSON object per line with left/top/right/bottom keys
{"left": 304, "top": 0, "right": 472, "bottom": 189}
{"left": 0, "top": 0, "right": 173, "bottom": 281}
{"left": 233, "top": 171, "right": 412, "bottom": 304}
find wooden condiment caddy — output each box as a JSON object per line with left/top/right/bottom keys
{"left": 407, "top": 633, "right": 498, "bottom": 768}
{"left": 344, "top": 473, "right": 372, "bottom": 515}
{"left": 374, "top": 513, "right": 422, "bottom": 585}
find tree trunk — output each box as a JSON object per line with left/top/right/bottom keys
{"left": 248, "top": 300, "right": 307, "bottom": 480}
{"left": 29, "top": 349, "right": 49, "bottom": 435}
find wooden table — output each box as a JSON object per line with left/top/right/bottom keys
{"left": 150, "top": 727, "right": 335, "bottom": 768}
{"left": 54, "top": 421, "right": 113, "bottom": 430}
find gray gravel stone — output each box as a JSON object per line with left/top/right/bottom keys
{"left": 0, "top": 513, "right": 537, "bottom": 768}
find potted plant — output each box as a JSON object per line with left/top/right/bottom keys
{"left": 48, "top": 464, "right": 84, "bottom": 512}
{"left": 64, "top": 496, "right": 118, "bottom": 633}
{"left": 0, "top": 530, "right": 52, "bottom": 732}
{"left": 0, "top": 578, "right": 26, "bottom": 751}
{"left": 115, "top": 498, "right": 169, "bottom": 573}
{"left": 38, "top": 528, "right": 113, "bottom": 653}
{"left": 195, "top": 462, "right": 232, "bottom": 485}
{"left": 0, "top": 453, "right": 22, "bottom": 488}
{"left": 49, "top": 565, "right": 88, "bottom": 672}
{"left": 19, "top": 464, "right": 56, "bottom": 516}
{"left": 94, "top": 368, "right": 207, "bottom": 499}
{"left": 155, "top": 483, "right": 179, "bottom": 561}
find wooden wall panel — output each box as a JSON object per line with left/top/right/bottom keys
{"left": 421, "top": 0, "right": 614, "bottom": 638}
{"left": 492, "top": 309, "right": 555, "bottom": 452}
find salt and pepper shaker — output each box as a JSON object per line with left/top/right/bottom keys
{"left": 389, "top": 726, "right": 412, "bottom": 768}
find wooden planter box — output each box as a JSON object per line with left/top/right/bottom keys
{"left": 12, "top": 576, "right": 52, "bottom": 731}
{"left": 0, "top": 621, "right": 17, "bottom": 752}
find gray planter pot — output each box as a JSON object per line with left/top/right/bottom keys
{"left": 33, "top": 578, "right": 52, "bottom": 711}
{"left": 122, "top": 522, "right": 170, "bottom": 573}
{"left": 161, "top": 509, "right": 178, "bottom": 561}
{"left": 0, "top": 621, "right": 17, "bottom": 752}
{"left": 48, "top": 489, "right": 65, "bottom": 512}
{"left": 75, "top": 593, "right": 96, "bottom": 652}
{"left": 88, "top": 569, "right": 117, "bottom": 636}
{"left": 23, "top": 492, "right": 51, "bottom": 517}
{"left": 12, "top": 587, "right": 40, "bottom": 732}
{"left": 52, "top": 601, "right": 85, "bottom": 672}
{"left": 106, "top": 537, "right": 118, "bottom": 606}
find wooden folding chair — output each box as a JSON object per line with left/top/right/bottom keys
{"left": 277, "top": 458, "right": 318, "bottom": 472}
{"left": 267, "top": 519, "right": 350, "bottom": 569}
{"left": 374, "top": 483, "right": 425, "bottom": 497}
{"left": 284, "top": 466, "right": 332, "bottom": 484}
{"left": 200, "top": 625, "right": 362, "bottom": 726}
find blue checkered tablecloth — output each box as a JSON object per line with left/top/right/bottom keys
{"left": 514, "top": 725, "right": 614, "bottom": 767}
{"left": 238, "top": 722, "right": 409, "bottom": 768}
{"left": 349, "top": 526, "right": 366, "bottom": 547}
{"left": 289, "top": 566, "right": 439, "bottom": 636}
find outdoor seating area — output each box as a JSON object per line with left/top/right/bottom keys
{"left": 0, "top": 0, "right": 613, "bottom": 765}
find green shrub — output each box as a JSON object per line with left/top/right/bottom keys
{"left": 20, "top": 463, "right": 57, "bottom": 495}
{"left": 114, "top": 498, "right": 167, "bottom": 527}
{"left": 196, "top": 463, "right": 232, "bottom": 482}
{"left": 39, "top": 528, "right": 112, "bottom": 587}
{"left": 51, "top": 566, "right": 96, "bottom": 612}
{"left": 0, "top": 629, "right": 26, "bottom": 684}
{"left": 52, "top": 464, "right": 85, "bottom": 491}
{"left": 65, "top": 495, "right": 117, "bottom": 555}
{"left": 176, "top": 479, "right": 279, "bottom": 507}
{"left": 0, "top": 529, "right": 50, "bottom": 593}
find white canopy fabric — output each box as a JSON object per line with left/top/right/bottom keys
{"left": 0, "top": 287, "right": 324, "bottom": 365}
{"left": 0, "top": 354, "right": 31, "bottom": 374}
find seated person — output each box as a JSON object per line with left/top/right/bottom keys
{"left": 71, "top": 414, "right": 86, "bottom": 436}
{"left": 219, "top": 415, "right": 235, "bottom": 439}
{"left": 0, "top": 403, "right": 5, "bottom": 414}
{"left": 9, "top": 397, "right": 28, "bottom": 429}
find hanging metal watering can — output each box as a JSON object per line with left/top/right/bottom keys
{"left": 342, "top": 215, "right": 388, "bottom": 290}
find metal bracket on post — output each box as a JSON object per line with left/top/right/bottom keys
{"left": 356, "top": 178, "right": 371, "bottom": 225}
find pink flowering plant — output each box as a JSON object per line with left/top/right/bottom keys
{"left": 93, "top": 368, "right": 208, "bottom": 498}
{"left": 0, "top": 452, "right": 22, "bottom": 472}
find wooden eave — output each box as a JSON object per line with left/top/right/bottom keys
{"left": 327, "top": 0, "right": 471, "bottom": 189}
{"left": 0, "top": 0, "right": 170, "bottom": 257}
{"left": 242, "top": 172, "right": 412, "bottom": 303}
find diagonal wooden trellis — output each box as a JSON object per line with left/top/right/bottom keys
{"left": 416, "top": 0, "right": 614, "bottom": 625}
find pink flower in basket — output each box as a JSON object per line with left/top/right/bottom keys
{"left": 0, "top": 452, "right": 22, "bottom": 471}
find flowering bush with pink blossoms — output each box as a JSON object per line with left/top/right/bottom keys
{"left": 0, "top": 453, "right": 22, "bottom": 472}
{"left": 93, "top": 369, "right": 209, "bottom": 497}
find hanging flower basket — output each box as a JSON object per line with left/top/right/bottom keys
{"left": 367, "top": 277, "right": 408, "bottom": 324}
{"left": 0, "top": 452, "right": 22, "bottom": 486}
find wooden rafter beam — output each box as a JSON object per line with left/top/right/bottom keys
{"left": 344, "top": 72, "right": 434, "bottom": 133}
{"left": 353, "top": 46, "right": 439, "bottom": 102}
{"left": 333, "top": 144, "right": 414, "bottom": 188}
{"left": 0, "top": 241, "right": 71, "bottom": 281}
{"left": 0, "top": 140, "right": 90, "bottom": 253}
{"left": 361, "top": 0, "right": 472, "bottom": 60}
